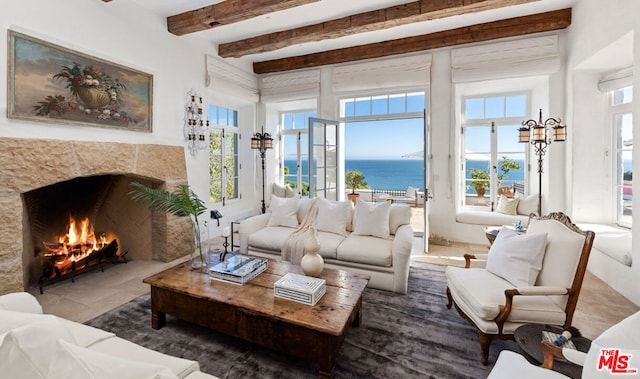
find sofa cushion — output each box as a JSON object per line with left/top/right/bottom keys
{"left": 0, "top": 315, "right": 77, "bottom": 377}
{"left": 58, "top": 319, "right": 115, "bottom": 348}
{"left": 389, "top": 204, "right": 411, "bottom": 234}
{"left": 352, "top": 199, "right": 391, "bottom": 239}
{"left": 0, "top": 310, "right": 114, "bottom": 349}
{"left": 0, "top": 310, "right": 60, "bottom": 335}
{"left": 248, "top": 226, "right": 295, "bottom": 252}
{"left": 267, "top": 195, "right": 299, "bottom": 228}
{"left": 49, "top": 339, "right": 178, "bottom": 379}
{"left": 337, "top": 234, "right": 393, "bottom": 267}
{"left": 446, "top": 266, "right": 566, "bottom": 324}
{"left": 486, "top": 227, "right": 547, "bottom": 287}
{"left": 0, "top": 292, "right": 43, "bottom": 314}
{"left": 90, "top": 336, "right": 199, "bottom": 378}
{"left": 489, "top": 350, "right": 569, "bottom": 379}
{"left": 316, "top": 198, "right": 351, "bottom": 236}
{"left": 577, "top": 223, "right": 632, "bottom": 266}
{"left": 316, "top": 230, "right": 346, "bottom": 260}
{"left": 0, "top": 332, "right": 44, "bottom": 378}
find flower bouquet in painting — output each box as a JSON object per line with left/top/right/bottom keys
{"left": 33, "top": 63, "right": 135, "bottom": 124}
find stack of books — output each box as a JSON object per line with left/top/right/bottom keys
{"left": 274, "top": 272, "right": 326, "bottom": 306}
{"left": 209, "top": 255, "right": 267, "bottom": 285}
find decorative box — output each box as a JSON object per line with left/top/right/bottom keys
{"left": 274, "top": 272, "right": 326, "bottom": 306}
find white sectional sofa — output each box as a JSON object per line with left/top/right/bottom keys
{"left": 0, "top": 292, "right": 217, "bottom": 379}
{"left": 239, "top": 196, "right": 414, "bottom": 294}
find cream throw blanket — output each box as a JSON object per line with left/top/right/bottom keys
{"left": 281, "top": 198, "right": 319, "bottom": 263}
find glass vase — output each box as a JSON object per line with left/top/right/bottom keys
{"left": 190, "top": 220, "right": 208, "bottom": 272}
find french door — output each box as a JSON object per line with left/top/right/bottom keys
{"left": 308, "top": 117, "right": 339, "bottom": 200}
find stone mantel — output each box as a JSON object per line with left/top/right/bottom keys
{"left": 0, "top": 137, "right": 191, "bottom": 295}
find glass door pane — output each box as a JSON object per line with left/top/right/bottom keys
{"left": 309, "top": 117, "right": 339, "bottom": 200}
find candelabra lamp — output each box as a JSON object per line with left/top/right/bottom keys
{"left": 184, "top": 91, "right": 209, "bottom": 156}
{"left": 251, "top": 126, "right": 273, "bottom": 214}
{"left": 220, "top": 225, "right": 231, "bottom": 262}
{"left": 518, "top": 109, "right": 566, "bottom": 216}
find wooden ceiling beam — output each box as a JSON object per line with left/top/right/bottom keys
{"left": 219, "top": 0, "right": 540, "bottom": 58}
{"left": 167, "top": 0, "right": 319, "bottom": 36}
{"left": 253, "top": 8, "right": 571, "bottom": 74}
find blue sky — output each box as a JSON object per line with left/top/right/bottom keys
{"left": 344, "top": 118, "right": 424, "bottom": 159}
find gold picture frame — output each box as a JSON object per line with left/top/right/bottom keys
{"left": 7, "top": 30, "right": 153, "bottom": 132}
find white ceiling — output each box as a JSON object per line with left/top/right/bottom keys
{"left": 130, "top": 0, "right": 577, "bottom": 64}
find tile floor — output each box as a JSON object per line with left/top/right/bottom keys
{"left": 30, "top": 237, "right": 638, "bottom": 342}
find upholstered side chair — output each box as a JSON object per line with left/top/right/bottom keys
{"left": 445, "top": 212, "right": 595, "bottom": 365}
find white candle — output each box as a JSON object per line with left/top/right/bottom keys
{"left": 222, "top": 226, "right": 231, "bottom": 237}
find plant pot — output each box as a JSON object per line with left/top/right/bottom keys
{"left": 347, "top": 193, "right": 359, "bottom": 205}
{"left": 475, "top": 187, "right": 486, "bottom": 197}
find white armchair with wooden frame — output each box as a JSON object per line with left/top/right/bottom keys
{"left": 445, "top": 212, "right": 595, "bottom": 365}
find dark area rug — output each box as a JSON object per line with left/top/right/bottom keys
{"left": 85, "top": 262, "right": 505, "bottom": 378}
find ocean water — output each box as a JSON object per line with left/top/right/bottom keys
{"left": 284, "top": 158, "right": 632, "bottom": 194}
{"left": 284, "top": 159, "right": 424, "bottom": 191}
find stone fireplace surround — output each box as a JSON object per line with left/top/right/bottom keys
{"left": 0, "top": 137, "right": 192, "bottom": 295}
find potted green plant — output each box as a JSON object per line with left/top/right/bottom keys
{"left": 128, "top": 182, "right": 208, "bottom": 270}
{"left": 497, "top": 156, "right": 521, "bottom": 198}
{"left": 345, "top": 171, "right": 368, "bottom": 204}
{"left": 468, "top": 168, "right": 489, "bottom": 197}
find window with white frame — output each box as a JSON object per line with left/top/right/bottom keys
{"left": 611, "top": 85, "right": 633, "bottom": 227}
{"left": 462, "top": 93, "right": 528, "bottom": 209}
{"left": 281, "top": 110, "right": 316, "bottom": 196}
{"left": 209, "top": 105, "right": 239, "bottom": 205}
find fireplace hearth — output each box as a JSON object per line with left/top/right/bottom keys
{"left": 0, "top": 138, "right": 193, "bottom": 295}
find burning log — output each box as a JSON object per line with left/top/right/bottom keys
{"left": 38, "top": 215, "right": 122, "bottom": 293}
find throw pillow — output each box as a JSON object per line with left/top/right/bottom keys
{"left": 0, "top": 315, "right": 77, "bottom": 377}
{"left": 272, "top": 183, "right": 287, "bottom": 198}
{"left": 517, "top": 193, "right": 539, "bottom": 216}
{"left": 48, "top": 339, "right": 178, "bottom": 379}
{"left": 0, "top": 331, "right": 44, "bottom": 379}
{"left": 267, "top": 195, "right": 299, "bottom": 228}
{"left": 486, "top": 227, "right": 548, "bottom": 287}
{"left": 316, "top": 198, "right": 351, "bottom": 236}
{"left": 352, "top": 198, "right": 391, "bottom": 239}
{"left": 495, "top": 195, "right": 519, "bottom": 215}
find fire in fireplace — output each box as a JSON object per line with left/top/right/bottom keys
{"left": 38, "top": 215, "right": 123, "bottom": 293}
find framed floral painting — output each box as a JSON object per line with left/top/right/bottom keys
{"left": 7, "top": 30, "right": 153, "bottom": 132}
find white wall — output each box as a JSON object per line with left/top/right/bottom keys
{"left": 0, "top": 0, "right": 256, "bottom": 238}
{"left": 564, "top": 0, "right": 640, "bottom": 305}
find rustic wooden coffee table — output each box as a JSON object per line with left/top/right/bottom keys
{"left": 143, "top": 258, "right": 370, "bottom": 378}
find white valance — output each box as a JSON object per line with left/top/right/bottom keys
{"left": 331, "top": 53, "right": 432, "bottom": 93}
{"left": 598, "top": 67, "right": 633, "bottom": 93}
{"left": 206, "top": 55, "right": 259, "bottom": 103}
{"left": 259, "top": 69, "right": 320, "bottom": 103}
{"left": 451, "top": 35, "right": 560, "bottom": 83}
